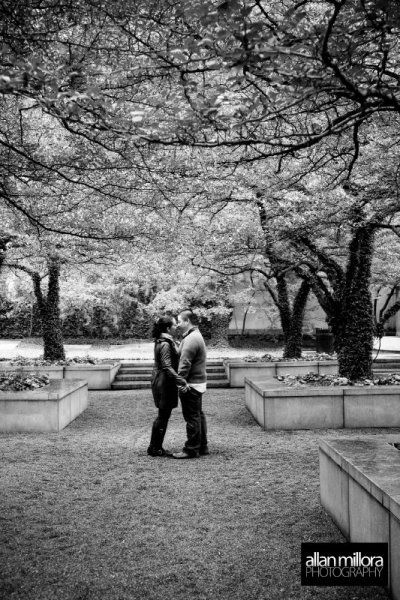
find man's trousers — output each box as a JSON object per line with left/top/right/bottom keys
{"left": 179, "top": 387, "right": 208, "bottom": 456}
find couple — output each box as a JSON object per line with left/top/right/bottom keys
{"left": 147, "top": 309, "right": 208, "bottom": 459}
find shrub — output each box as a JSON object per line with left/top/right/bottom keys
{"left": 0, "top": 371, "right": 50, "bottom": 391}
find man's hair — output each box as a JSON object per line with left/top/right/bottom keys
{"left": 179, "top": 309, "right": 198, "bottom": 325}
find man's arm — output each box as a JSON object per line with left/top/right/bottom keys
{"left": 178, "top": 336, "right": 197, "bottom": 380}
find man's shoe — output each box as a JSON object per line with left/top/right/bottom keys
{"left": 172, "top": 451, "right": 199, "bottom": 459}
{"left": 199, "top": 447, "right": 209, "bottom": 456}
{"left": 147, "top": 447, "right": 172, "bottom": 457}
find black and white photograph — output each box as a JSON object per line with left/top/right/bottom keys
{"left": 1, "top": 1, "right": 400, "bottom": 598}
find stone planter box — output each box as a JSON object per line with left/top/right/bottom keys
{"left": 319, "top": 438, "right": 400, "bottom": 600}
{"left": 226, "top": 360, "right": 338, "bottom": 387}
{"left": 0, "top": 362, "right": 120, "bottom": 389}
{"left": 0, "top": 379, "right": 88, "bottom": 433}
{"left": 245, "top": 377, "right": 400, "bottom": 430}
{"left": 0, "top": 363, "right": 64, "bottom": 379}
{"left": 64, "top": 362, "right": 120, "bottom": 390}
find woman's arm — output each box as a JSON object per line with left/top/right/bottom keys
{"left": 159, "top": 342, "right": 189, "bottom": 389}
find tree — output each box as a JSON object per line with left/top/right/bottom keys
{"left": 4, "top": 251, "right": 66, "bottom": 360}
{"left": 184, "top": 196, "right": 312, "bottom": 357}
{"left": 176, "top": 115, "right": 400, "bottom": 377}
{"left": 32, "top": 255, "right": 65, "bottom": 360}
{"left": 123, "top": 0, "right": 400, "bottom": 170}
{"left": 3, "top": 0, "right": 400, "bottom": 174}
{"left": 1, "top": 201, "right": 171, "bottom": 358}
{"left": 2, "top": 0, "right": 400, "bottom": 377}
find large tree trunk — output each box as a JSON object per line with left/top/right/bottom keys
{"left": 294, "top": 224, "right": 375, "bottom": 379}
{"left": 32, "top": 257, "right": 65, "bottom": 361}
{"left": 276, "top": 278, "right": 311, "bottom": 359}
{"left": 282, "top": 325, "right": 303, "bottom": 359}
{"left": 330, "top": 228, "right": 374, "bottom": 379}
{"left": 207, "top": 311, "right": 232, "bottom": 348}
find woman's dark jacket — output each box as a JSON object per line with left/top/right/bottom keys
{"left": 151, "top": 337, "right": 187, "bottom": 409}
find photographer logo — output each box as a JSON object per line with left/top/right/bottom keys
{"left": 301, "top": 543, "right": 388, "bottom": 586}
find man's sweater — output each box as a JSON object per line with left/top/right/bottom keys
{"left": 178, "top": 327, "right": 207, "bottom": 384}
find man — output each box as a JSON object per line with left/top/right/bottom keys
{"left": 172, "top": 310, "right": 209, "bottom": 459}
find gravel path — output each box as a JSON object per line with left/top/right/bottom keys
{"left": 0, "top": 388, "right": 395, "bottom": 600}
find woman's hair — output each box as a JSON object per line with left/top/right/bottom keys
{"left": 152, "top": 315, "right": 175, "bottom": 339}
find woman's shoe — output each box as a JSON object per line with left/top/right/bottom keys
{"left": 147, "top": 447, "right": 172, "bottom": 457}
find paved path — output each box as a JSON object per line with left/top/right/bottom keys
{"left": 1, "top": 337, "right": 400, "bottom": 360}
{"left": 373, "top": 336, "right": 400, "bottom": 353}
{"left": 0, "top": 339, "right": 274, "bottom": 360}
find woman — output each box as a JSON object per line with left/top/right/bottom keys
{"left": 147, "top": 315, "right": 189, "bottom": 457}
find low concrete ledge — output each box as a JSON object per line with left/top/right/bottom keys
{"left": 0, "top": 379, "right": 88, "bottom": 432}
{"left": 245, "top": 377, "right": 400, "bottom": 430}
{"left": 245, "top": 378, "right": 343, "bottom": 430}
{"left": 344, "top": 387, "right": 400, "bottom": 428}
{"left": 0, "top": 362, "right": 120, "bottom": 389}
{"left": 319, "top": 438, "right": 400, "bottom": 600}
{"left": 226, "top": 360, "right": 338, "bottom": 387}
{"left": 64, "top": 362, "right": 120, "bottom": 389}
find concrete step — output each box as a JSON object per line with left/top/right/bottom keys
{"left": 373, "top": 371, "right": 400, "bottom": 376}
{"left": 119, "top": 365, "right": 225, "bottom": 374}
{"left": 115, "top": 372, "right": 226, "bottom": 382}
{"left": 112, "top": 381, "right": 152, "bottom": 390}
{"left": 208, "top": 380, "right": 230, "bottom": 388}
{"left": 374, "top": 362, "right": 400, "bottom": 369}
{"left": 120, "top": 360, "right": 224, "bottom": 366}
{"left": 118, "top": 368, "right": 153, "bottom": 375}
{"left": 374, "top": 358, "right": 400, "bottom": 363}
{"left": 112, "top": 360, "right": 228, "bottom": 390}
{"left": 114, "top": 374, "right": 151, "bottom": 381}
{"left": 111, "top": 379, "right": 229, "bottom": 390}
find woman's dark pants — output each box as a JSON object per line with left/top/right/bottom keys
{"left": 149, "top": 404, "right": 173, "bottom": 450}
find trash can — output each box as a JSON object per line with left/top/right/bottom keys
{"left": 315, "top": 328, "right": 334, "bottom": 354}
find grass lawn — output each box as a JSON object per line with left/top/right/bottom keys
{"left": 0, "top": 388, "right": 393, "bottom": 600}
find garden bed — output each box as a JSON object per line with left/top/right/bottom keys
{"left": 63, "top": 362, "right": 120, "bottom": 389}
{"left": 319, "top": 437, "right": 400, "bottom": 600}
{"left": 0, "top": 379, "right": 88, "bottom": 433}
{"left": 0, "top": 372, "right": 50, "bottom": 391}
{"left": 0, "top": 358, "right": 121, "bottom": 390}
{"left": 0, "top": 363, "right": 64, "bottom": 379}
{"left": 226, "top": 358, "right": 338, "bottom": 387}
{"left": 227, "top": 356, "right": 400, "bottom": 387}
{"left": 245, "top": 377, "right": 400, "bottom": 430}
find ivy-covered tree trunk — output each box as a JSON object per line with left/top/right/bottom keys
{"left": 275, "top": 277, "right": 311, "bottom": 359}
{"left": 294, "top": 223, "right": 376, "bottom": 380}
{"left": 333, "top": 228, "right": 374, "bottom": 380}
{"left": 32, "top": 257, "right": 65, "bottom": 361}
{"left": 208, "top": 311, "right": 233, "bottom": 347}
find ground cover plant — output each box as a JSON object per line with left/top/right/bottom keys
{"left": 0, "top": 371, "right": 49, "bottom": 392}
{"left": 0, "top": 388, "right": 392, "bottom": 600}
{"left": 242, "top": 352, "right": 336, "bottom": 363}
{"left": 10, "top": 355, "right": 102, "bottom": 366}
{"left": 278, "top": 373, "right": 400, "bottom": 387}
